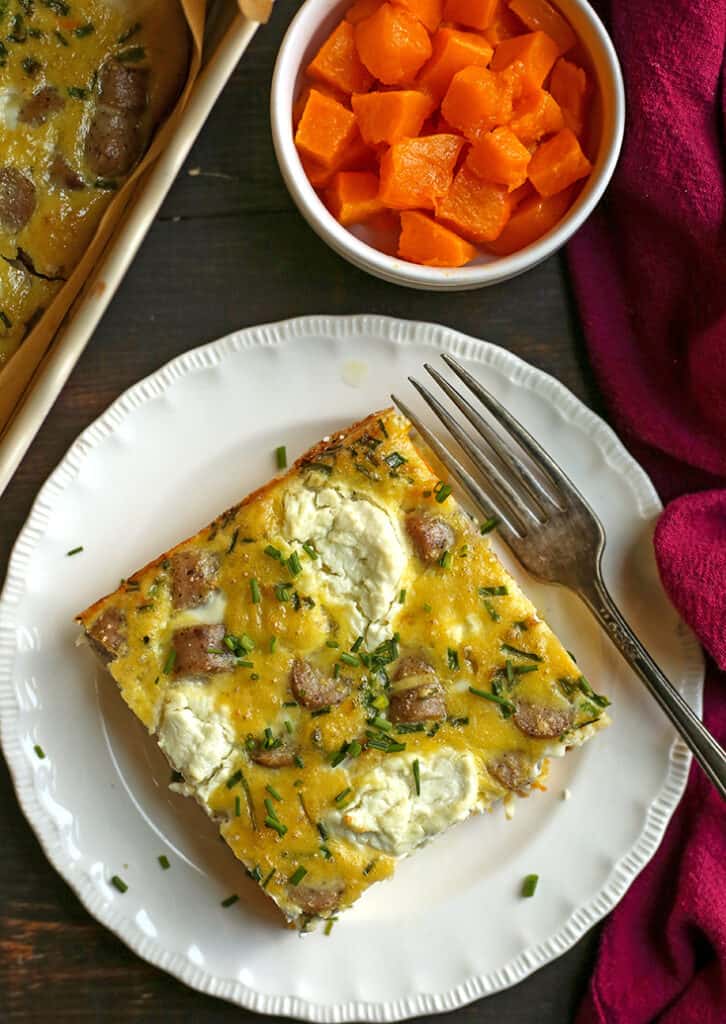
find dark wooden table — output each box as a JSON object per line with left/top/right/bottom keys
{"left": 1, "top": 4, "right": 607, "bottom": 1020}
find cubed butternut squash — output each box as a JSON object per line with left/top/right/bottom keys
{"left": 398, "top": 210, "right": 477, "bottom": 266}
{"left": 490, "top": 30, "right": 560, "bottom": 91}
{"left": 486, "top": 185, "right": 572, "bottom": 253}
{"left": 485, "top": 0, "right": 525, "bottom": 44}
{"left": 441, "top": 66, "right": 515, "bottom": 140}
{"left": 509, "top": 87, "right": 563, "bottom": 142}
{"left": 307, "top": 20, "right": 375, "bottom": 95}
{"left": 379, "top": 133, "right": 465, "bottom": 208}
{"left": 443, "top": 0, "right": 498, "bottom": 31}
{"left": 294, "top": 89, "right": 359, "bottom": 168}
{"left": 416, "top": 27, "right": 494, "bottom": 101}
{"left": 352, "top": 90, "right": 434, "bottom": 146}
{"left": 325, "top": 170, "right": 385, "bottom": 224}
{"left": 354, "top": 4, "right": 433, "bottom": 85}
{"left": 435, "top": 158, "right": 512, "bottom": 241}
{"left": 346, "top": 0, "right": 381, "bottom": 22}
{"left": 549, "top": 57, "right": 588, "bottom": 136}
{"left": 527, "top": 127, "right": 591, "bottom": 196}
{"left": 300, "top": 129, "right": 377, "bottom": 188}
{"left": 507, "top": 0, "right": 576, "bottom": 55}
{"left": 293, "top": 83, "right": 349, "bottom": 129}
{"left": 468, "top": 126, "right": 531, "bottom": 188}
{"left": 394, "top": 0, "right": 443, "bottom": 33}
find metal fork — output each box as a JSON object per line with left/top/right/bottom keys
{"left": 392, "top": 353, "right": 726, "bottom": 801}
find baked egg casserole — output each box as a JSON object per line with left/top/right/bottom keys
{"left": 77, "top": 408, "right": 610, "bottom": 927}
{"left": 0, "top": 0, "right": 189, "bottom": 366}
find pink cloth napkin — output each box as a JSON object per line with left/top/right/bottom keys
{"left": 564, "top": 1, "right": 726, "bottom": 1020}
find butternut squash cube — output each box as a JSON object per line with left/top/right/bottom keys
{"left": 398, "top": 210, "right": 477, "bottom": 266}
{"left": 379, "top": 133, "right": 465, "bottom": 209}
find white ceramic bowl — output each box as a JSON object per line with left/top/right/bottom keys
{"left": 271, "top": 0, "right": 625, "bottom": 291}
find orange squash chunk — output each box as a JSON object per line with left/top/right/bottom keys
{"left": 485, "top": 0, "right": 525, "bottom": 44}
{"left": 549, "top": 57, "right": 588, "bottom": 135}
{"left": 352, "top": 90, "right": 434, "bottom": 146}
{"left": 417, "top": 27, "right": 494, "bottom": 102}
{"left": 300, "top": 129, "right": 377, "bottom": 188}
{"left": 395, "top": 0, "right": 443, "bottom": 32}
{"left": 443, "top": 0, "right": 498, "bottom": 31}
{"left": 435, "top": 159, "right": 511, "bottom": 242}
{"left": 295, "top": 89, "right": 358, "bottom": 168}
{"left": 468, "top": 126, "right": 531, "bottom": 188}
{"left": 487, "top": 185, "right": 573, "bottom": 254}
{"left": 346, "top": 0, "right": 381, "bottom": 22}
{"left": 293, "top": 83, "right": 348, "bottom": 128}
{"left": 508, "top": 0, "right": 576, "bottom": 55}
{"left": 528, "top": 127, "right": 591, "bottom": 196}
{"left": 398, "top": 210, "right": 476, "bottom": 266}
{"left": 379, "top": 133, "right": 465, "bottom": 209}
{"left": 490, "top": 30, "right": 560, "bottom": 91}
{"left": 325, "top": 170, "right": 385, "bottom": 225}
{"left": 307, "top": 20, "right": 374, "bottom": 95}
{"left": 355, "top": 4, "right": 433, "bottom": 85}
{"left": 441, "top": 66, "right": 515, "bottom": 140}
{"left": 509, "top": 87, "right": 563, "bottom": 142}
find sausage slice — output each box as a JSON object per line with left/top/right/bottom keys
{"left": 0, "top": 167, "right": 36, "bottom": 233}
{"left": 85, "top": 107, "right": 143, "bottom": 179}
{"left": 405, "top": 512, "right": 455, "bottom": 564}
{"left": 249, "top": 745, "right": 297, "bottom": 769}
{"left": 290, "top": 658, "right": 351, "bottom": 711}
{"left": 289, "top": 881, "right": 345, "bottom": 916}
{"left": 87, "top": 607, "right": 126, "bottom": 662}
{"left": 170, "top": 550, "right": 218, "bottom": 610}
{"left": 488, "top": 751, "right": 532, "bottom": 791}
{"left": 98, "top": 60, "right": 149, "bottom": 112}
{"left": 389, "top": 680, "right": 447, "bottom": 723}
{"left": 19, "top": 87, "right": 65, "bottom": 126}
{"left": 172, "top": 624, "right": 233, "bottom": 676}
{"left": 393, "top": 655, "right": 435, "bottom": 681}
{"left": 513, "top": 701, "right": 573, "bottom": 739}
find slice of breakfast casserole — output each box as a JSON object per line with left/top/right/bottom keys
{"left": 77, "top": 408, "right": 610, "bottom": 927}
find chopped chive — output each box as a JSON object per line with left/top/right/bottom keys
{"left": 378, "top": 418, "right": 389, "bottom": 438}
{"left": 468, "top": 686, "right": 515, "bottom": 716}
{"left": 434, "top": 481, "right": 452, "bottom": 503}
{"left": 226, "top": 770, "right": 243, "bottom": 790}
{"left": 111, "top": 875, "right": 127, "bottom": 893}
{"left": 284, "top": 719, "right": 293, "bottom": 734}
{"left": 163, "top": 648, "right": 176, "bottom": 674}
{"left": 447, "top": 647, "right": 459, "bottom": 671}
{"left": 480, "top": 516, "right": 500, "bottom": 534}
{"left": 324, "top": 917, "right": 337, "bottom": 935}
{"left": 250, "top": 578, "right": 261, "bottom": 604}
{"left": 289, "top": 865, "right": 307, "bottom": 886}
{"left": 266, "top": 784, "right": 282, "bottom": 801}
{"left": 348, "top": 739, "right": 362, "bottom": 758}
{"left": 577, "top": 675, "right": 611, "bottom": 708}
{"left": 74, "top": 23, "right": 95, "bottom": 38}
{"left": 521, "top": 874, "right": 539, "bottom": 898}
{"left": 274, "top": 582, "right": 293, "bottom": 601}
{"left": 264, "top": 545, "right": 282, "bottom": 560}
{"left": 505, "top": 659, "right": 516, "bottom": 687}
{"left": 270, "top": 635, "right": 278, "bottom": 653}
{"left": 334, "top": 787, "right": 352, "bottom": 805}
{"left": 66, "top": 546, "right": 84, "bottom": 557}
{"left": 238, "top": 634, "right": 255, "bottom": 653}
{"left": 423, "top": 602, "right": 432, "bottom": 613}
{"left": 370, "top": 715, "right": 391, "bottom": 732}
{"left": 33, "top": 744, "right": 45, "bottom": 759}
{"left": 479, "top": 585, "right": 508, "bottom": 596}
{"left": 236, "top": 659, "right": 254, "bottom": 669}
{"left": 158, "top": 854, "right": 170, "bottom": 870}
{"left": 265, "top": 816, "right": 287, "bottom": 837}
{"left": 363, "top": 860, "right": 376, "bottom": 876}
{"left": 448, "top": 716, "right": 469, "bottom": 727}
{"left": 395, "top": 722, "right": 425, "bottom": 734}
{"left": 283, "top": 700, "right": 298, "bottom": 707}
{"left": 221, "top": 894, "right": 239, "bottom": 907}
{"left": 412, "top": 758, "right": 421, "bottom": 796}
{"left": 483, "top": 599, "right": 500, "bottom": 622}
{"left": 325, "top": 640, "right": 340, "bottom": 649}
{"left": 439, "top": 550, "right": 452, "bottom": 569}
{"left": 306, "top": 460, "right": 333, "bottom": 475}
{"left": 384, "top": 451, "right": 407, "bottom": 470}
{"left": 311, "top": 706, "right": 331, "bottom": 718}
{"left": 234, "top": 795, "right": 241, "bottom": 817}
{"left": 261, "top": 868, "right": 275, "bottom": 889}
{"left": 339, "top": 652, "right": 359, "bottom": 667}
{"left": 302, "top": 541, "right": 318, "bottom": 560}
{"left": 501, "top": 643, "right": 543, "bottom": 662}
{"left": 287, "top": 551, "right": 302, "bottom": 577}
{"left": 398, "top": 588, "right": 406, "bottom": 604}
{"left": 275, "top": 445, "right": 287, "bottom": 470}
{"left": 117, "top": 45, "right": 146, "bottom": 63}
{"left": 294, "top": 754, "right": 305, "bottom": 769}
{"left": 330, "top": 745, "right": 348, "bottom": 768}
{"left": 317, "top": 822, "right": 329, "bottom": 842}
{"left": 264, "top": 798, "right": 278, "bottom": 820}
{"left": 351, "top": 636, "right": 364, "bottom": 654}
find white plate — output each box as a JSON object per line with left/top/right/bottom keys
{"left": 0, "top": 316, "right": 703, "bottom": 1021}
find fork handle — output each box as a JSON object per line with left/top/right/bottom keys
{"left": 580, "top": 576, "right": 726, "bottom": 801}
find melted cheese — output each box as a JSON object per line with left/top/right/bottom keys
{"left": 79, "top": 408, "right": 610, "bottom": 924}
